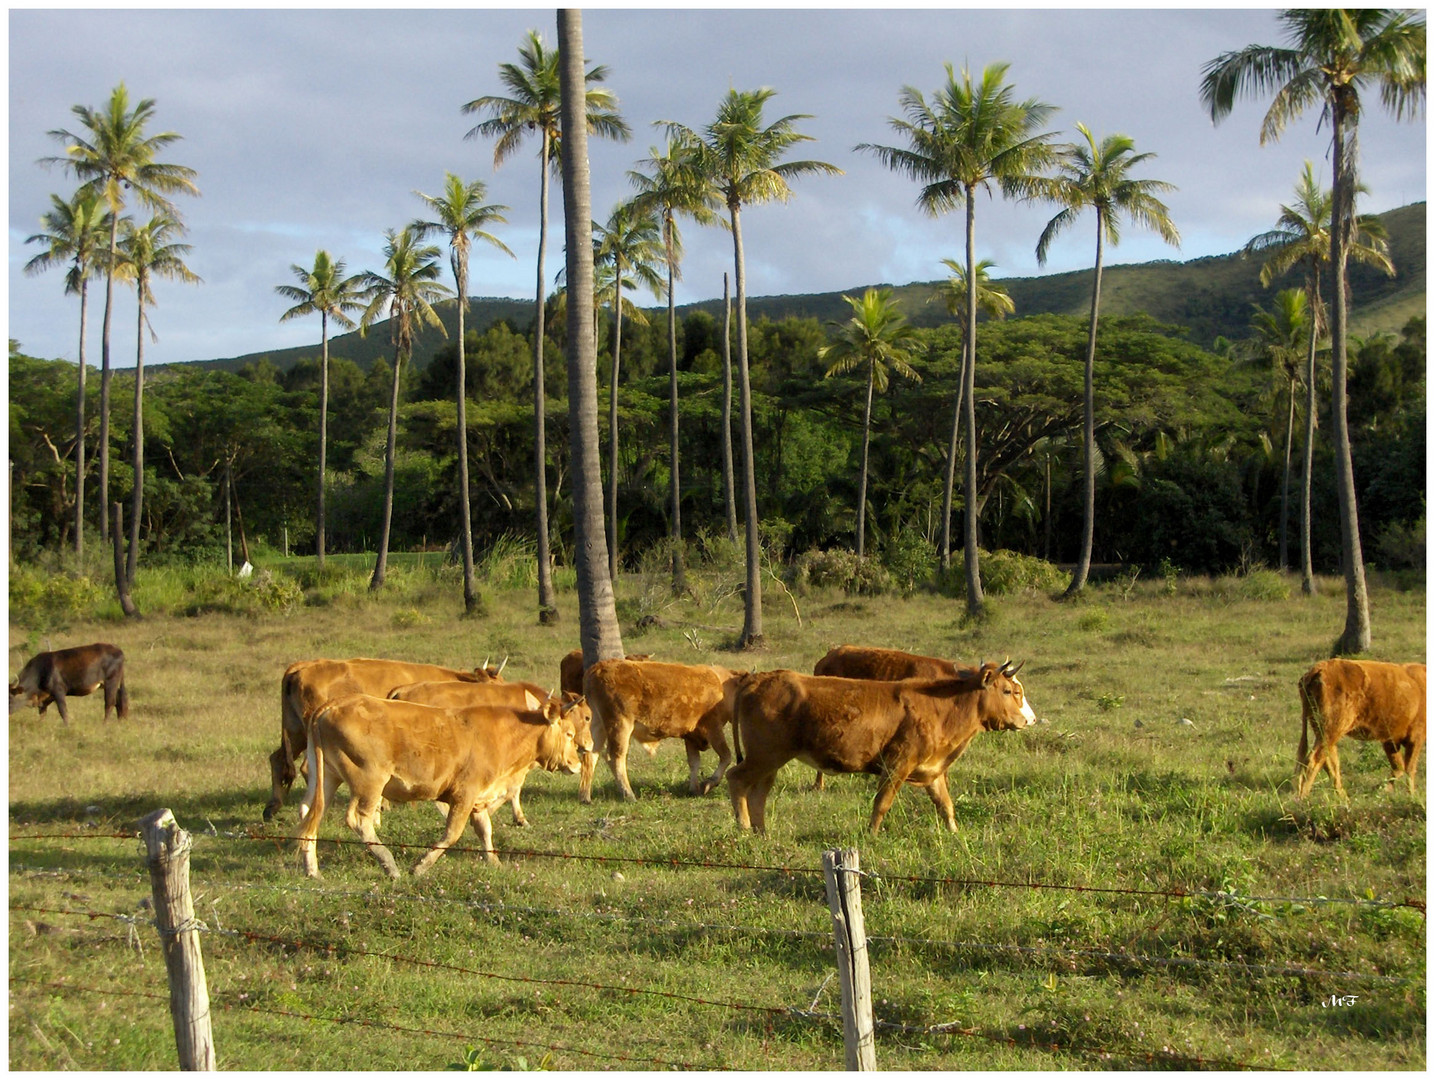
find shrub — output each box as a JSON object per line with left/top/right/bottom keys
{"left": 880, "top": 532, "right": 936, "bottom": 596}
{"left": 1078, "top": 609, "right": 1110, "bottom": 632}
{"left": 180, "top": 569, "right": 303, "bottom": 617}
{"left": 479, "top": 532, "right": 539, "bottom": 590}
{"left": 793, "top": 548, "right": 893, "bottom": 596}
{"left": 1375, "top": 513, "right": 1425, "bottom": 571}
{"left": 8, "top": 564, "right": 104, "bottom": 628}
{"left": 1235, "top": 568, "right": 1291, "bottom": 601}
{"left": 940, "top": 549, "right": 1070, "bottom": 597}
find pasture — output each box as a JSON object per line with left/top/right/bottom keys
{"left": 8, "top": 563, "right": 1426, "bottom": 1070}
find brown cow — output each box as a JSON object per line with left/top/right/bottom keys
{"left": 1296, "top": 659, "right": 1426, "bottom": 800}
{"left": 9, "top": 643, "right": 128, "bottom": 723}
{"left": 295, "top": 691, "right": 588, "bottom": 879}
{"left": 809, "top": 645, "right": 972, "bottom": 789}
{"left": 387, "top": 679, "right": 594, "bottom": 825}
{"left": 559, "top": 647, "right": 652, "bottom": 696}
{"left": 265, "top": 657, "right": 503, "bottom": 821}
{"left": 582, "top": 659, "right": 748, "bottom": 802}
{"left": 727, "top": 661, "right": 1036, "bottom": 835}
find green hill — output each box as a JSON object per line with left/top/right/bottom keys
{"left": 192, "top": 202, "right": 1423, "bottom": 375}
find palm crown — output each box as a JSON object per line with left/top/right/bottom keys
{"left": 358, "top": 228, "right": 452, "bottom": 356}
{"left": 24, "top": 190, "right": 112, "bottom": 295}
{"left": 820, "top": 288, "right": 923, "bottom": 393}
{"left": 276, "top": 250, "right": 365, "bottom": 331}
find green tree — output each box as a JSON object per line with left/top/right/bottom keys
{"left": 1244, "top": 288, "right": 1311, "bottom": 570}
{"left": 858, "top": 62, "right": 1057, "bottom": 615}
{"left": 594, "top": 199, "right": 665, "bottom": 579}
{"left": 463, "top": 28, "right": 630, "bottom": 624}
{"left": 114, "top": 213, "right": 200, "bottom": 586}
{"left": 932, "top": 258, "right": 1014, "bottom": 570}
{"left": 557, "top": 8, "right": 624, "bottom": 667}
{"left": 819, "top": 288, "right": 922, "bottom": 560}
{"left": 275, "top": 250, "right": 366, "bottom": 570}
{"left": 412, "top": 173, "right": 514, "bottom": 615}
{"left": 629, "top": 136, "right": 723, "bottom": 593}
{"left": 357, "top": 227, "right": 452, "bottom": 590}
{"left": 41, "top": 83, "right": 198, "bottom": 542}
{"left": 1243, "top": 161, "right": 1393, "bottom": 593}
{"left": 1202, "top": 7, "right": 1425, "bottom": 653}
{"left": 1036, "top": 122, "right": 1180, "bottom": 595}
{"left": 24, "top": 189, "right": 112, "bottom": 560}
{"left": 664, "top": 88, "right": 842, "bottom": 648}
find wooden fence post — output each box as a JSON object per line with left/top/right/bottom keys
{"left": 140, "top": 809, "right": 216, "bottom": 1071}
{"left": 822, "top": 847, "right": 876, "bottom": 1070}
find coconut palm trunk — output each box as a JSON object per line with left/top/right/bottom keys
{"left": 126, "top": 296, "right": 145, "bottom": 586}
{"left": 557, "top": 7, "right": 623, "bottom": 665}
{"left": 98, "top": 214, "right": 118, "bottom": 542}
{"left": 75, "top": 280, "right": 90, "bottom": 559}
{"left": 721, "top": 273, "right": 738, "bottom": 544}
{"left": 1300, "top": 289, "right": 1320, "bottom": 594}
{"left": 455, "top": 269, "right": 480, "bottom": 613}
{"left": 730, "top": 202, "right": 764, "bottom": 648}
{"left": 939, "top": 346, "right": 968, "bottom": 572}
{"left": 607, "top": 286, "right": 623, "bottom": 581}
{"left": 960, "top": 192, "right": 983, "bottom": 613}
{"left": 1066, "top": 213, "right": 1105, "bottom": 596}
{"left": 665, "top": 244, "right": 686, "bottom": 594}
{"left": 317, "top": 314, "right": 330, "bottom": 569}
{"left": 856, "top": 362, "right": 876, "bottom": 559}
{"left": 371, "top": 349, "right": 404, "bottom": 590}
{"left": 1279, "top": 373, "right": 1297, "bottom": 571}
{"left": 533, "top": 138, "right": 559, "bottom": 624}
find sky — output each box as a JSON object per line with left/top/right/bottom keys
{"left": 6, "top": 4, "right": 1428, "bottom": 370}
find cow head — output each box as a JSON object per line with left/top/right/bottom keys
{"left": 559, "top": 692, "right": 595, "bottom": 758}
{"left": 535, "top": 699, "right": 585, "bottom": 775}
{"left": 976, "top": 659, "right": 1037, "bottom": 730}
{"left": 8, "top": 683, "right": 29, "bottom": 715}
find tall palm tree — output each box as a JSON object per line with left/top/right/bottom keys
{"left": 629, "top": 136, "right": 723, "bottom": 594}
{"left": 932, "top": 258, "right": 1014, "bottom": 572}
{"left": 721, "top": 272, "right": 738, "bottom": 544}
{"left": 24, "top": 189, "right": 112, "bottom": 560}
{"left": 463, "top": 29, "right": 630, "bottom": 624}
{"left": 858, "top": 62, "right": 1057, "bottom": 616}
{"left": 1243, "top": 161, "right": 1393, "bottom": 594}
{"left": 275, "top": 250, "right": 366, "bottom": 572}
{"left": 411, "top": 173, "right": 514, "bottom": 616}
{"left": 1202, "top": 8, "right": 1424, "bottom": 654}
{"left": 593, "top": 199, "right": 665, "bottom": 581}
{"left": 1036, "top": 123, "right": 1180, "bottom": 596}
{"left": 557, "top": 8, "right": 624, "bottom": 666}
{"left": 819, "top": 288, "right": 922, "bottom": 560}
{"left": 1245, "top": 289, "right": 1311, "bottom": 572}
{"left": 357, "top": 227, "right": 452, "bottom": 591}
{"left": 114, "top": 213, "right": 200, "bottom": 585}
{"left": 41, "top": 82, "right": 198, "bottom": 543}
{"left": 664, "top": 88, "right": 842, "bottom": 648}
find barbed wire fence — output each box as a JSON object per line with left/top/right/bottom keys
{"left": 9, "top": 815, "right": 1424, "bottom": 1071}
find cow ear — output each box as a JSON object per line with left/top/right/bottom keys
{"left": 981, "top": 665, "right": 996, "bottom": 687}
{"left": 523, "top": 689, "right": 542, "bottom": 711}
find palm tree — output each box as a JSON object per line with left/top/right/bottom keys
{"left": 357, "top": 227, "right": 452, "bottom": 591}
{"left": 932, "top": 258, "right": 1014, "bottom": 572}
{"left": 721, "top": 273, "right": 738, "bottom": 543}
{"left": 24, "top": 189, "right": 112, "bottom": 560}
{"left": 1245, "top": 289, "right": 1311, "bottom": 572}
{"left": 114, "top": 213, "right": 200, "bottom": 585}
{"left": 858, "top": 62, "right": 1057, "bottom": 616}
{"left": 1244, "top": 161, "right": 1393, "bottom": 594}
{"left": 275, "top": 250, "right": 366, "bottom": 572}
{"left": 629, "top": 137, "right": 723, "bottom": 594}
{"left": 1035, "top": 123, "right": 1180, "bottom": 595}
{"left": 593, "top": 199, "right": 665, "bottom": 581}
{"left": 1202, "top": 8, "right": 1425, "bottom": 654}
{"left": 41, "top": 83, "right": 199, "bottom": 543}
{"left": 557, "top": 8, "right": 624, "bottom": 666}
{"left": 664, "top": 88, "right": 842, "bottom": 648}
{"left": 463, "top": 29, "right": 630, "bottom": 624}
{"left": 819, "top": 288, "right": 922, "bottom": 560}
{"left": 411, "top": 173, "right": 514, "bottom": 616}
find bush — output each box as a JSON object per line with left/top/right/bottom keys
{"left": 1375, "top": 513, "right": 1425, "bottom": 571}
{"left": 1235, "top": 568, "right": 1291, "bottom": 601}
{"left": 880, "top": 532, "right": 936, "bottom": 596}
{"left": 8, "top": 564, "right": 105, "bottom": 628}
{"left": 940, "top": 549, "right": 1070, "bottom": 597}
{"left": 793, "top": 548, "right": 893, "bottom": 596}
{"left": 180, "top": 569, "right": 303, "bottom": 617}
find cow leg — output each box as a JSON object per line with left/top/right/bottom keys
{"left": 1324, "top": 745, "right": 1349, "bottom": 802}
{"left": 411, "top": 803, "right": 472, "bottom": 876}
{"left": 812, "top": 771, "right": 826, "bottom": 791}
{"left": 1381, "top": 740, "right": 1408, "bottom": 790}
{"left": 869, "top": 766, "right": 916, "bottom": 835}
{"left": 683, "top": 736, "right": 706, "bottom": 795}
{"left": 923, "top": 773, "right": 959, "bottom": 832}
{"left": 102, "top": 676, "right": 120, "bottom": 722}
{"left": 297, "top": 754, "right": 339, "bottom": 879}
{"left": 46, "top": 678, "right": 71, "bottom": 725}
{"left": 578, "top": 712, "right": 607, "bottom": 804}
{"left": 693, "top": 722, "right": 733, "bottom": 796}
{"left": 1295, "top": 741, "right": 1328, "bottom": 799}
{"left": 727, "top": 762, "right": 753, "bottom": 830}
{"left": 1402, "top": 736, "right": 1423, "bottom": 796}
{"left": 468, "top": 807, "right": 500, "bottom": 865}
{"left": 607, "top": 722, "right": 638, "bottom": 801}
{"left": 747, "top": 773, "right": 777, "bottom": 835}
{"left": 508, "top": 782, "right": 527, "bottom": 826}
{"left": 346, "top": 792, "right": 400, "bottom": 879}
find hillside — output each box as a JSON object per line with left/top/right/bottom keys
{"left": 191, "top": 202, "right": 1423, "bottom": 375}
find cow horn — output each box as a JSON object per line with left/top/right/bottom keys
{"left": 1002, "top": 659, "right": 1025, "bottom": 677}
{"left": 498, "top": 655, "right": 509, "bottom": 675}
{"left": 483, "top": 655, "right": 490, "bottom": 671}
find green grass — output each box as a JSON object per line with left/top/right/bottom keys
{"left": 8, "top": 563, "right": 1426, "bottom": 1070}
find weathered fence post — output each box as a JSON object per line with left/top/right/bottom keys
{"left": 140, "top": 809, "right": 216, "bottom": 1071}
{"left": 822, "top": 847, "right": 876, "bottom": 1070}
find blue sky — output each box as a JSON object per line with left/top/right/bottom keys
{"left": 8, "top": 5, "right": 1427, "bottom": 369}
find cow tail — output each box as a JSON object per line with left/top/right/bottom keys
{"left": 297, "top": 711, "right": 326, "bottom": 842}
{"left": 731, "top": 679, "right": 750, "bottom": 765}
{"left": 1296, "top": 668, "right": 1320, "bottom": 769}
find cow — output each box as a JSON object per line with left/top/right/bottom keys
{"left": 727, "top": 660, "right": 1036, "bottom": 835}
{"left": 1295, "top": 658, "right": 1426, "bottom": 800}
{"left": 559, "top": 647, "right": 651, "bottom": 697}
{"left": 387, "top": 679, "right": 594, "bottom": 825}
{"left": 809, "top": 645, "right": 972, "bottom": 789}
{"left": 581, "top": 658, "right": 748, "bottom": 802}
{"left": 295, "top": 690, "right": 588, "bottom": 879}
{"left": 264, "top": 656, "right": 504, "bottom": 822}
{"left": 9, "top": 643, "right": 128, "bottom": 724}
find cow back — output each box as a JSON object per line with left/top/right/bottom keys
{"left": 814, "top": 645, "right": 961, "bottom": 682}
{"left": 1302, "top": 659, "right": 1426, "bottom": 743}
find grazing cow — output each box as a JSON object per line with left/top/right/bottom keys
{"left": 387, "top": 679, "right": 594, "bottom": 825}
{"left": 559, "top": 647, "right": 652, "bottom": 696}
{"left": 727, "top": 661, "right": 1036, "bottom": 835}
{"left": 296, "top": 691, "right": 588, "bottom": 879}
{"left": 581, "top": 659, "right": 748, "bottom": 802}
{"left": 264, "top": 657, "right": 503, "bottom": 822}
{"left": 9, "top": 643, "right": 128, "bottom": 723}
{"left": 809, "top": 646, "right": 972, "bottom": 789}
{"left": 1296, "top": 659, "right": 1426, "bottom": 800}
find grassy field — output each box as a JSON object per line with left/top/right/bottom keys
{"left": 7, "top": 559, "right": 1426, "bottom": 1070}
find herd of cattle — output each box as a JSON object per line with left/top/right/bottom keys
{"left": 8, "top": 639, "right": 1427, "bottom": 881}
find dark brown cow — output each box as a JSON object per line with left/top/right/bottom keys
{"left": 9, "top": 643, "right": 128, "bottom": 723}
{"left": 265, "top": 657, "right": 502, "bottom": 821}
{"left": 581, "top": 659, "right": 748, "bottom": 802}
{"left": 727, "top": 661, "right": 1036, "bottom": 835}
{"left": 559, "top": 647, "right": 652, "bottom": 697}
{"left": 1296, "top": 658, "right": 1426, "bottom": 800}
{"left": 809, "top": 646, "right": 972, "bottom": 789}
{"left": 295, "top": 691, "right": 588, "bottom": 878}
{"left": 387, "top": 679, "right": 594, "bottom": 825}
